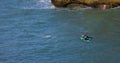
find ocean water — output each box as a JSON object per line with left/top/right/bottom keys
{"left": 0, "top": 0, "right": 120, "bottom": 63}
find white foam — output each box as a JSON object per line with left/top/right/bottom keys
{"left": 41, "top": 35, "right": 52, "bottom": 39}
{"left": 37, "top": 0, "right": 55, "bottom": 9}
{"left": 111, "top": 6, "right": 120, "bottom": 9}
{"left": 22, "top": 0, "right": 55, "bottom": 9}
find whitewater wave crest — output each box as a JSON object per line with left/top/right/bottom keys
{"left": 22, "top": 0, "right": 55, "bottom": 9}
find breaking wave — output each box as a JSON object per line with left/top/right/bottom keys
{"left": 22, "top": 0, "right": 55, "bottom": 9}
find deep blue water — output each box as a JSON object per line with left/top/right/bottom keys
{"left": 0, "top": 0, "right": 120, "bottom": 63}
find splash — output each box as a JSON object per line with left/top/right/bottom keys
{"left": 37, "top": 0, "right": 55, "bottom": 9}
{"left": 23, "top": 0, "right": 55, "bottom": 9}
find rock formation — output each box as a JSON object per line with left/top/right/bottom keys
{"left": 51, "top": 0, "right": 120, "bottom": 9}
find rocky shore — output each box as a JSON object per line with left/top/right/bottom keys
{"left": 51, "top": 0, "right": 120, "bottom": 9}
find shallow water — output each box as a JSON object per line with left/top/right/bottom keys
{"left": 0, "top": 0, "right": 120, "bottom": 63}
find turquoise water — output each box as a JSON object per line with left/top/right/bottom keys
{"left": 0, "top": 0, "right": 120, "bottom": 63}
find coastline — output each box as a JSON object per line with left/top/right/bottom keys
{"left": 51, "top": 0, "right": 120, "bottom": 9}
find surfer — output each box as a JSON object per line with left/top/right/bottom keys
{"left": 81, "top": 34, "right": 92, "bottom": 40}
{"left": 80, "top": 33, "right": 92, "bottom": 42}
{"left": 83, "top": 34, "right": 89, "bottom": 40}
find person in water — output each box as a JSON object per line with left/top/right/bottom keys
{"left": 83, "top": 34, "right": 89, "bottom": 40}
{"left": 82, "top": 34, "right": 92, "bottom": 40}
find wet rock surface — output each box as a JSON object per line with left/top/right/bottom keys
{"left": 51, "top": 0, "right": 120, "bottom": 9}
